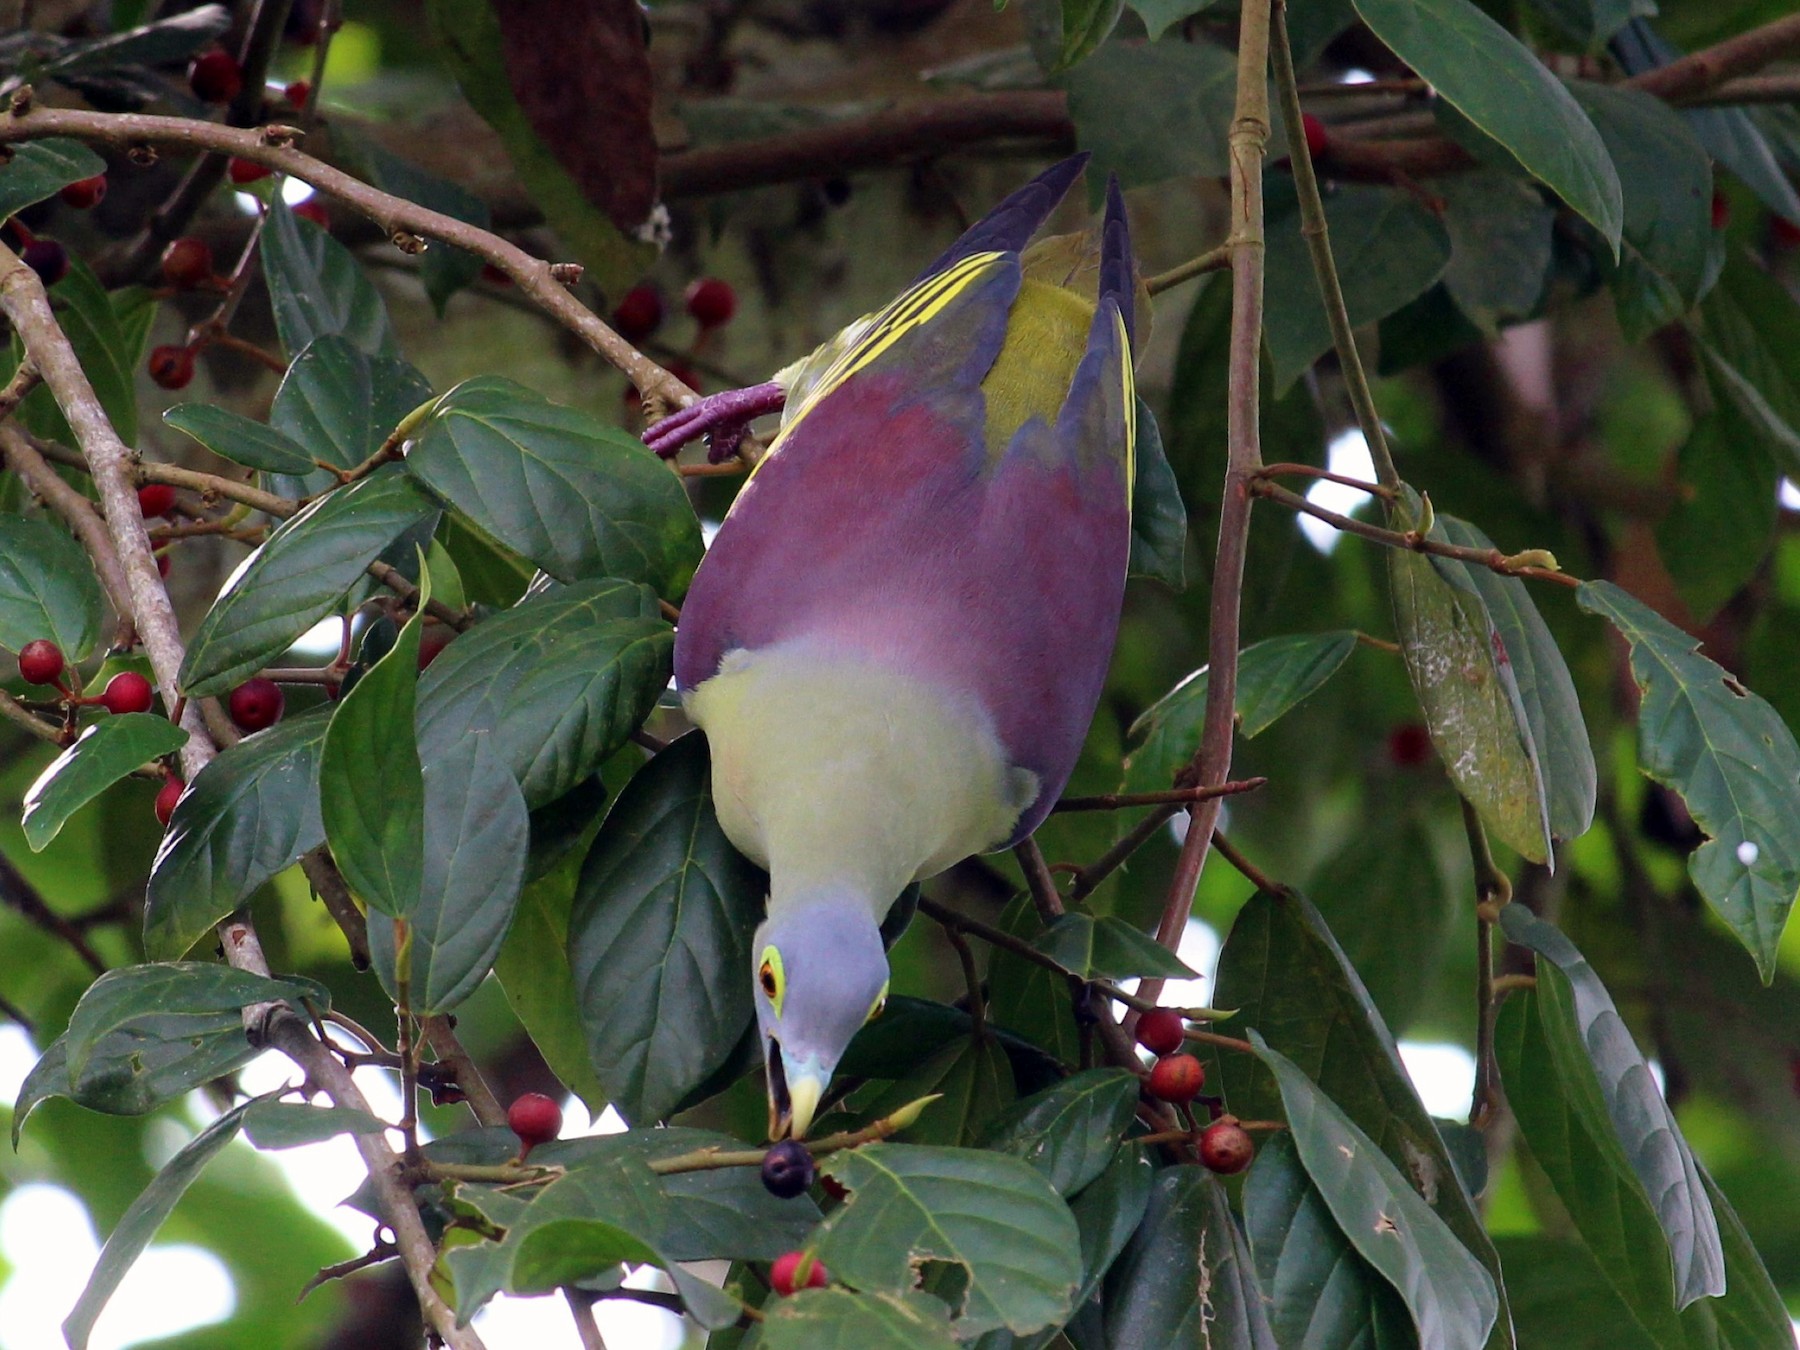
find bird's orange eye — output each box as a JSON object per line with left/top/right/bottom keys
{"left": 758, "top": 946, "right": 785, "bottom": 1016}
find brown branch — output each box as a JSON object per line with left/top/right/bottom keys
{"left": 1211, "top": 831, "right": 1282, "bottom": 894}
{"left": 0, "top": 355, "right": 40, "bottom": 419}
{"left": 565, "top": 1290, "right": 608, "bottom": 1350}
{"left": 1624, "top": 12, "right": 1800, "bottom": 103}
{"left": 0, "top": 851, "right": 107, "bottom": 975}
{"left": 0, "top": 247, "right": 219, "bottom": 778}
{"left": 1013, "top": 837, "right": 1066, "bottom": 925}
{"left": 0, "top": 688, "right": 63, "bottom": 744}
{"left": 659, "top": 91, "right": 1073, "bottom": 199}
{"left": 0, "top": 105, "right": 690, "bottom": 408}
{"left": 1054, "top": 778, "right": 1265, "bottom": 813}
{"left": 1069, "top": 805, "right": 1181, "bottom": 904}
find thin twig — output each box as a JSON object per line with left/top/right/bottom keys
{"left": 1013, "top": 837, "right": 1066, "bottom": 925}
{"left": 1054, "top": 778, "right": 1266, "bottom": 812}
{"left": 1145, "top": 245, "right": 1231, "bottom": 297}
{"left": 565, "top": 1289, "right": 609, "bottom": 1350}
{"left": 0, "top": 688, "right": 63, "bottom": 744}
{"left": 0, "top": 852, "right": 107, "bottom": 975}
{"left": 1070, "top": 806, "right": 1182, "bottom": 904}
{"left": 1210, "top": 831, "right": 1281, "bottom": 894}
{"left": 943, "top": 923, "right": 987, "bottom": 1044}
{"left": 1460, "top": 797, "right": 1512, "bottom": 1129}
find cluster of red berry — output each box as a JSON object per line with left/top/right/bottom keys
{"left": 609, "top": 277, "right": 738, "bottom": 402}
{"left": 1135, "top": 1007, "right": 1256, "bottom": 1174}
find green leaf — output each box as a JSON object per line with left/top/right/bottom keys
{"left": 241, "top": 1100, "right": 386, "bottom": 1148}
{"left": 863, "top": 1034, "right": 1016, "bottom": 1146}
{"left": 1213, "top": 890, "right": 1513, "bottom": 1346}
{"left": 267, "top": 334, "right": 434, "bottom": 496}
{"left": 1498, "top": 906, "right": 1725, "bottom": 1307}
{"left": 1438, "top": 169, "right": 1556, "bottom": 333}
{"left": 1123, "top": 631, "right": 1357, "bottom": 793}
{"left": 21, "top": 4, "right": 228, "bottom": 83}
{"left": 1572, "top": 83, "right": 1713, "bottom": 342}
{"left": 414, "top": 578, "right": 673, "bottom": 809}
{"left": 179, "top": 468, "right": 437, "bottom": 697}
{"left": 1248, "top": 1032, "right": 1499, "bottom": 1350}
{"left": 1655, "top": 405, "right": 1778, "bottom": 624}
{"left": 63, "top": 1098, "right": 254, "bottom": 1350}
{"left": 817, "top": 1143, "right": 1082, "bottom": 1337}
{"left": 408, "top": 376, "right": 703, "bottom": 598}
{"left": 0, "top": 138, "right": 104, "bottom": 218}
{"left": 320, "top": 592, "right": 426, "bottom": 918}
{"left": 14, "top": 1021, "right": 243, "bottom": 1145}
{"left": 1263, "top": 186, "right": 1453, "bottom": 390}
{"left": 1065, "top": 40, "right": 1237, "bottom": 189}
{"left": 161, "top": 403, "right": 315, "bottom": 475}
{"left": 1048, "top": 0, "right": 1123, "bottom": 71}
{"left": 261, "top": 199, "right": 398, "bottom": 359}
{"left": 1105, "top": 1165, "right": 1279, "bottom": 1350}
{"left": 369, "top": 732, "right": 528, "bottom": 1012}
{"left": 1389, "top": 486, "right": 1550, "bottom": 862}
{"left": 1127, "top": 397, "right": 1185, "bottom": 589}
{"left": 0, "top": 508, "right": 105, "bottom": 662}
{"left": 1432, "top": 514, "right": 1595, "bottom": 842}
{"left": 1693, "top": 251, "right": 1800, "bottom": 479}
{"left": 22, "top": 713, "right": 188, "bottom": 850}
{"left": 1522, "top": 0, "right": 1651, "bottom": 48}
{"left": 351, "top": 139, "right": 492, "bottom": 315}
{"left": 13, "top": 256, "right": 141, "bottom": 445}
{"left": 1350, "top": 0, "right": 1622, "bottom": 248}
{"left": 144, "top": 710, "right": 329, "bottom": 960}
{"left": 1576, "top": 580, "right": 1800, "bottom": 979}
{"left": 842, "top": 995, "right": 973, "bottom": 1079}
{"left": 1243, "top": 1131, "right": 1415, "bottom": 1349}
{"left": 1031, "top": 912, "right": 1195, "bottom": 981}
{"left": 493, "top": 861, "right": 610, "bottom": 1113}
{"left": 1125, "top": 0, "right": 1219, "bottom": 42}
{"left": 566, "top": 733, "right": 765, "bottom": 1123}
{"left": 761, "top": 1288, "right": 960, "bottom": 1350}
{"left": 977, "top": 1068, "right": 1139, "bottom": 1197}
{"left": 1061, "top": 1144, "right": 1154, "bottom": 1341}
{"left": 983, "top": 896, "right": 1083, "bottom": 1069}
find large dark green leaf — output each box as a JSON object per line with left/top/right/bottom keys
{"left": 984, "top": 895, "right": 1082, "bottom": 1068}
{"left": 816, "top": 1143, "right": 1081, "bottom": 1338}
{"left": 407, "top": 376, "right": 702, "bottom": 598}
{"left": 267, "top": 335, "right": 434, "bottom": 497}
{"left": 1042, "top": 0, "right": 1123, "bottom": 71}
{"left": 1655, "top": 404, "right": 1777, "bottom": 624}
{"left": 144, "top": 711, "right": 329, "bottom": 959}
{"left": 13, "top": 5, "right": 227, "bottom": 87}
{"left": 1243, "top": 1132, "right": 1415, "bottom": 1350}
{"left": 1572, "top": 83, "right": 1713, "bottom": 342}
{"left": 1433, "top": 514, "right": 1595, "bottom": 842}
{"left": 1065, "top": 39, "right": 1237, "bottom": 188}
{"left": 1128, "top": 398, "right": 1185, "bottom": 589}
{"left": 22, "top": 713, "right": 188, "bottom": 851}
{"left": 1105, "top": 1165, "right": 1279, "bottom": 1350}
{"left": 761, "top": 1288, "right": 960, "bottom": 1350}
{"left": 0, "top": 137, "right": 104, "bottom": 218}
{"left": 0, "top": 515, "right": 105, "bottom": 660}
{"left": 1577, "top": 580, "right": 1800, "bottom": 979}
{"left": 1031, "top": 912, "right": 1195, "bottom": 981}
{"left": 414, "top": 579, "right": 673, "bottom": 809}
{"left": 179, "top": 468, "right": 436, "bottom": 696}
{"left": 567, "top": 733, "right": 765, "bottom": 1123}
{"left": 1499, "top": 907, "right": 1724, "bottom": 1307}
{"left": 977, "top": 1068, "right": 1139, "bottom": 1197}
{"left": 1212, "top": 890, "right": 1513, "bottom": 1346}
{"left": 1263, "top": 188, "right": 1452, "bottom": 390}
{"left": 352, "top": 139, "right": 491, "bottom": 314}
{"left": 369, "top": 732, "right": 527, "bottom": 1012}
{"left": 1351, "top": 0, "right": 1621, "bottom": 247}
{"left": 320, "top": 596, "right": 426, "bottom": 919}
{"left": 1390, "top": 486, "right": 1550, "bottom": 862}
{"left": 1693, "top": 251, "right": 1800, "bottom": 480}
{"left": 162, "top": 403, "right": 315, "bottom": 476}
{"left": 863, "top": 1034, "right": 1015, "bottom": 1147}
{"left": 1249, "top": 1033, "right": 1498, "bottom": 1350}
{"left": 493, "top": 860, "right": 609, "bottom": 1113}
{"left": 1124, "top": 0, "right": 1218, "bottom": 42}
{"left": 1438, "top": 169, "right": 1556, "bottom": 333}
{"left": 1124, "top": 631, "right": 1358, "bottom": 794}
{"left": 240, "top": 1100, "right": 387, "bottom": 1148}
{"left": 63, "top": 1098, "right": 255, "bottom": 1350}
{"left": 261, "top": 199, "right": 398, "bottom": 359}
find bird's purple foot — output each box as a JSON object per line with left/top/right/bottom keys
{"left": 644, "top": 381, "right": 787, "bottom": 464}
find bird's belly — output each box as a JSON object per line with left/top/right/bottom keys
{"left": 685, "top": 638, "right": 1038, "bottom": 910}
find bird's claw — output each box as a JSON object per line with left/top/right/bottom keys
{"left": 643, "top": 381, "right": 787, "bottom": 463}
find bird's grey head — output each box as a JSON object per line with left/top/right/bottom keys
{"left": 753, "top": 899, "right": 888, "bottom": 1140}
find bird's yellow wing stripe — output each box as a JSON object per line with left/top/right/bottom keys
{"left": 753, "top": 251, "right": 1007, "bottom": 475}
{"left": 1117, "top": 305, "right": 1136, "bottom": 500}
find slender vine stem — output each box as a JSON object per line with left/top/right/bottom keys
{"left": 1461, "top": 797, "right": 1513, "bottom": 1129}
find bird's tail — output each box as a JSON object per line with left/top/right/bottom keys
{"left": 918, "top": 152, "right": 1092, "bottom": 282}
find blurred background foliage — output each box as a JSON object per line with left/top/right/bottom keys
{"left": 2, "top": 0, "right": 1800, "bottom": 1345}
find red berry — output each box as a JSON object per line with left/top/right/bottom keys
{"left": 188, "top": 49, "right": 243, "bottom": 103}
{"left": 154, "top": 776, "right": 185, "bottom": 826}
{"left": 1136, "top": 1008, "right": 1187, "bottom": 1057}
{"left": 507, "top": 1092, "right": 563, "bottom": 1155}
{"left": 137, "top": 483, "right": 178, "bottom": 518}
{"left": 59, "top": 175, "right": 107, "bottom": 209}
{"left": 1198, "top": 1119, "right": 1255, "bottom": 1175}
{"left": 1301, "top": 113, "right": 1330, "bottom": 160}
{"left": 612, "top": 283, "right": 664, "bottom": 342}
{"left": 1773, "top": 215, "right": 1800, "bottom": 249}
{"left": 18, "top": 639, "right": 64, "bottom": 686}
{"left": 1711, "top": 191, "right": 1730, "bottom": 231}
{"left": 99, "top": 671, "right": 154, "bottom": 715}
{"left": 159, "top": 237, "right": 214, "bottom": 289}
{"left": 148, "top": 345, "right": 196, "bottom": 390}
{"left": 1148, "top": 1053, "right": 1206, "bottom": 1104}
{"left": 1386, "top": 722, "right": 1432, "bottom": 768}
{"left": 227, "top": 677, "right": 284, "bottom": 732}
{"left": 684, "top": 277, "right": 736, "bottom": 328}
{"left": 21, "top": 238, "right": 69, "bottom": 286}
{"left": 417, "top": 627, "right": 453, "bottom": 671}
{"left": 284, "top": 79, "right": 311, "bottom": 108}
{"left": 228, "top": 157, "right": 271, "bottom": 185}
{"left": 293, "top": 198, "right": 330, "bottom": 229}
{"left": 769, "top": 1250, "right": 829, "bottom": 1297}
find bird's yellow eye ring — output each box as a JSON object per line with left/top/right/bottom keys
{"left": 865, "top": 980, "right": 889, "bottom": 1024}
{"left": 758, "top": 946, "right": 785, "bottom": 1017}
